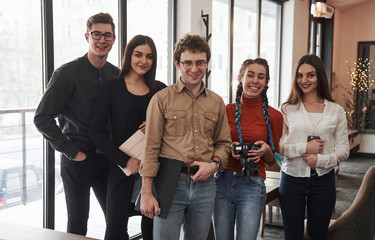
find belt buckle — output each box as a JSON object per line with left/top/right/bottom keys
{"left": 310, "top": 168, "right": 317, "bottom": 176}
{"left": 181, "top": 165, "right": 188, "bottom": 175}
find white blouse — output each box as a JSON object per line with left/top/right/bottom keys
{"left": 279, "top": 99, "right": 350, "bottom": 177}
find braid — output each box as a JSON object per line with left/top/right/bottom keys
{"left": 261, "top": 90, "right": 276, "bottom": 152}
{"left": 235, "top": 82, "right": 243, "bottom": 144}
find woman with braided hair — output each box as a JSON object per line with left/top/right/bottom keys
{"left": 212, "top": 58, "right": 283, "bottom": 240}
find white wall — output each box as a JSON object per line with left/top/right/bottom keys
{"left": 332, "top": 0, "right": 375, "bottom": 104}
{"left": 176, "top": 0, "right": 212, "bottom": 39}
{"left": 331, "top": 1, "right": 375, "bottom": 153}
{"left": 279, "top": 0, "right": 310, "bottom": 105}
{"left": 176, "top": 0, "right": 212, "bottom": 82}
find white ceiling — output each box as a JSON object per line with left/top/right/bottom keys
{"left": 327, "top": 0, "right": 373, "bottom": 11}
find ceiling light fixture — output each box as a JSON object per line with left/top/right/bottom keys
{"left": 311, "top": 0, "right": 335, "bottom": 19}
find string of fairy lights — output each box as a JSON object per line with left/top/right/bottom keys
{"left": 345, "top": 58, "right": 374, "bottom": 126}
{"left": 346, "top": 58, "right": 374, "bottom": 92}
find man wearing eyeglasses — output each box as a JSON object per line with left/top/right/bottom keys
{"left": 140, "top": 34, "right": 231, "bottom": 239}
{"left": 34, "top": 12, "right": 119, "bottom": 236}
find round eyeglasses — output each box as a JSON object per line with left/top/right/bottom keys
{"left": 179, "top": 60, "right": 208, "bottom": 70}
{"left": 88, "top": 31, "right": 115, "bottom": 41}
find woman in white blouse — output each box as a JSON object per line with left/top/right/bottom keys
{"left": 279, "top": 54, "right": 349, "bottom": 240}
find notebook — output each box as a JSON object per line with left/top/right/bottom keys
{"left": 118, "top": 129, "right": 145, "bottom": 176}
{"left": 135, "top": 158, "right": 184, "bottom": 219}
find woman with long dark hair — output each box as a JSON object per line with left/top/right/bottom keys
{"left": 212, "top": 58, "right": 283, "bottom": 239}
{"left": 89, "top": 35, "right": 166, "bottom": 240}
{"left": 279, "top": 54, "right": 349, "bottom": 239}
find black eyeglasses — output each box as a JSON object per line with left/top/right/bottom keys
{"left": 87, "top": 31, "right": 115, "bottom": 41}
{"left": 179, "top": 60, "right": 207, "bottom": 70}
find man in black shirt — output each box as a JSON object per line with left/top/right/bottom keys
{"left": 34, "top": 12, "right": 119, "bottom": 236}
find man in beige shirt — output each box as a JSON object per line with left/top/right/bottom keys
{"left": 139, "top": 34, "right": 231, "bottom": 239}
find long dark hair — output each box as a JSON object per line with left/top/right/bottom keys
{"left": 283, "top": 54, "right": 334, "bottom": 109}
{"left": 117, "top": 35, "right": 158, "bottom": 95}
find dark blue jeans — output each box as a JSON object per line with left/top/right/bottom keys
{"left": 279, "top": 170, "right": 336, "bottom": 240}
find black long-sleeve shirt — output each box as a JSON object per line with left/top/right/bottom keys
{"left": 89, "top": 78, "right": 166, "bottom": 168}
{"left": 34, "top": 54, "right": 119, "bottom": 159}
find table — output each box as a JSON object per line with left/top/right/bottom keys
{"left": 0, "top": 221, "right": 97, "bottom": 240}
{"left": 265, "top": 171, "right": 281, "bottom": 204}
{"left": 259, "top": 171, "right": 281, "bottom": 237}
{"left": 347, "top": 129, "right": 360, "bottom": 154}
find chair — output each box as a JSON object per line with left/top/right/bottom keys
{"left": 326, "top": 166, "right": 375, "bottom": 240}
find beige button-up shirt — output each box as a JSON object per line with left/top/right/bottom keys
{"left": 139, "top": 79, "right": 231, "bottom": 177}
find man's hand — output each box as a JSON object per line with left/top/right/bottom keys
{"left": 73, "top": 151, "right": 86, "bottom": 161}
{"left": 140, "top": 177, "right": 161, "bottom": 219}
{"left": 306, "top": 139, "right": 324, "bottom": 154}
{"left": 190, "top": 161, "right": 218, "bottom": 182}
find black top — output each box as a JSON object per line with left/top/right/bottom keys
{"left": 89, "top": 78, "right": 167, "bottom": 168}
{"left": 34, "top": 54, "right": 120, "bottom": 159}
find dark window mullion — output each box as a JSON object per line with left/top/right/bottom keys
{"left": 41, "top": 0, "right": 55, "bottom": 230}
{"left": 229, "top": 0, "right": 234, "bottom": 103}
{"left": 118, "top": 0, "right": 127, "bottom": 66}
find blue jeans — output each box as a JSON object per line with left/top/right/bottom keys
{"left": 279, "top": 170, "right": 336, "bottom": 240}
{"left": 212, "top": 170, "right": 266, "bottom": 240}
{"left": 153, "top": 173, "right": 216, "bottom": 240}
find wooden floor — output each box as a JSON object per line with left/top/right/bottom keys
{"left": 0, "top": 221, "right": 97, "bottom": 240}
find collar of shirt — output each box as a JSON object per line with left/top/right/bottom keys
{"left": 176, "top": 78, "right": 206, "bottom": 95}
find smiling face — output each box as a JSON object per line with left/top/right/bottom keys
{"left": 297, "top": 63, "right": 318, "bottom": 96}
{"left": 129, "top": 44, "right": 153, "bottom": 76}
{"left": 239, "top": 63, "right": 267, "bottom": 99}
{"left": 85, "top": 23, "right": 115, "bottom": 58}
{"left": 174, "top": 50, "right": 208, "bottom": 90}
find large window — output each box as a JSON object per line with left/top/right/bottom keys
{"left": 0, "top": 0, "right": 44, "bottom": 228}
{"left": 212, "top": 0, "right": 282, "bottom": 107}
{"left": 260, "top": 0, "right": 281, "bottom": 107}
{"left": 53, "top": 1, "right": 119, "bottom": 68}
{"left": 127, "top": 0, "right": 172, "bottom": 86}
{"left": 0, "top": 1, "right": 172, "bottom": 239}
{"left": 211, "top": 0, "right": 230, "bottom": 103}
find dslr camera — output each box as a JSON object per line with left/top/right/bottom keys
{"left": 233, "top": 143, "right": 260, "bottom": 177}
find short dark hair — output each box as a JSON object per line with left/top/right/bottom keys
{"left": 173, "top": 34, "right": 211, "bottom": 63}
{"left": 118, "top": 35, "right": 158, "bottom": 95}
{"left": 86, "top": 12, "right": 115, "bottom": 34}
